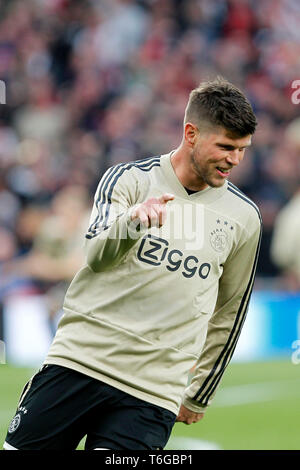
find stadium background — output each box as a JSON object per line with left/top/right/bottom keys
{"left": 0, "top": 0, "right": 300, "bottom": 450}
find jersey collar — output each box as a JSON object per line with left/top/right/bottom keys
{"left": 160, "top": 151, "right": 228, "bottom": 204}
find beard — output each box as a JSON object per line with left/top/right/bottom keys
{"left": 190, "top": 150, "right": 225, "bottom": 189}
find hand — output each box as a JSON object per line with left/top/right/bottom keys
{"left": 131, "top": 193, "right": 174, "bottom": 228}
{"left": 175, "top": 404, "right": 205, "bottom": 425}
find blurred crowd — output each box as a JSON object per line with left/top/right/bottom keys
{"left": 0, "top": 0, "right": 300, "bottom": 330}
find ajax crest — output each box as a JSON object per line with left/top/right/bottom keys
{"left": 210, "top": 218, "right": 233, "bottom": 252}
{"left": 8, "top": 413, "right": 21, "bottom": 433}
{"left": 210, "top": 230, "right": 228, "bottom": 252}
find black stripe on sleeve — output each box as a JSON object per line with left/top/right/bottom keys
{"left": 192, "top": 187, "right": 262, "bottom": 404}
{"left": 87, "top": 164, "right": 119, "bottom": 236}
{"left": 193, "top": 222, "right": 262, "bottom": 405}
{"left": 86, "top": 157, "right": 161, "bottom": 239}
{"left": 227, "top": 182, "right": 262, "bottom": 223}
{"left": 88, "top": 156, "right": 161, "bottom": 237}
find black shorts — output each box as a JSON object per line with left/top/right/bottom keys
{"left": 4, "top": 364, "right": 176, "bottom": 450}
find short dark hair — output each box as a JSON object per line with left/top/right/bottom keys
{"left": 184, "top": 77, "right": 257, "bottom": 137}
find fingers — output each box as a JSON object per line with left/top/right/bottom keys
{"left": 137, "top": 207, "right": 150, "bottom": 228}
{"left": 157, "top": 205, "right": 166, "bottom": 227}
{"left": 131, "top": 194, "right": 174, "bottom": 228}
{"left": 175, "top": 406, "right": 204, "bottom": 425}
{"left": 148, "top": 206, "right": 160, "bottom": 227}
{"left": 156, "top": 194, "right": 174, "bottom": 225}
{"left": 132, "top": 206, "right": 159, "bottom": 229}
{"left": 158, "top": 193, "right": 175, "bottom": 204}
{"left": 176, "top": 415, "right": 202, "bottom": 425}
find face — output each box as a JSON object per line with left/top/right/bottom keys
{"left": 187, "top": 125, "right": 252, "bottom": 189}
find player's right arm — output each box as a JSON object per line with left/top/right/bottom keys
{"left": 85, "top": 166, "right": 173, "bottom": 272}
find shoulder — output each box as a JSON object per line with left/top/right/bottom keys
{"left": 96, "top": 155, "right": 161, "bottom": 189}
{"left": 106, "top": 155, "right": 162, "bottom": 179}
{"left": 225, "top": 181, "right": 262, "bottom": 232}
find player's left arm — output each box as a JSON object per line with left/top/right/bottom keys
{"left": 180, "top": 212, "right": 262, "bottom": 420}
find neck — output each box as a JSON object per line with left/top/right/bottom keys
{"left": 170, "top": 146, "right": 208, "bottom": 191}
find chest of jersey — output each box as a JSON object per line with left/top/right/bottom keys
{"left": 132, "top": 196, "right": 235, "bottom": 282}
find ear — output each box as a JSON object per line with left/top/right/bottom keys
{"left": 184, "top": 122, "right": 198, "bottom": 147}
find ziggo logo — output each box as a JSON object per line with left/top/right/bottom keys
{"left": 137, "top": 234, "right": 211, "bottom": 279}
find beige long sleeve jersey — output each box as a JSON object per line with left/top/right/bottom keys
{"left": 45, "top": 153, "right": 262, "bottom": 416}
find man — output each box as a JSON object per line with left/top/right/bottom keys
{"left": 4, "top": 77, "right": 261, "bottom": 450}
{"left": 271, "top": 117, "right": 300, "bottom": 290}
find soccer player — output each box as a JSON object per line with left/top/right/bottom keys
{"left": 4, "top": 77, "right": 261, "bottom": 450}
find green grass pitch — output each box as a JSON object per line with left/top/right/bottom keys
{"left": 1, "top": 359, "right": 299, "bottom": 450}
